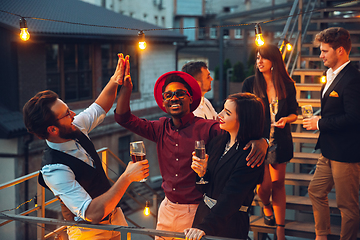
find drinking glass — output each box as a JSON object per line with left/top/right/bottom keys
{"left": 269, "top": 97, "right": 278, "bottom": 116}
{"left": 194, "top": 140, "right": 208, "bottom": 184}
{"left": 130, "top": 141, "right": 147, "bottom": 182}
{"left": 301, "top": 105, "right": 313, "bottom": 119}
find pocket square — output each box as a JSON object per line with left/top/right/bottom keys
{"left": 329, "top": 90, "right": 339, "bottom": 97}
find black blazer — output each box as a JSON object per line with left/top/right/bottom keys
{"left": 316, "top": 62, "right": 360, "bottom": 162}
{"left": 192, "top": 134, "right": 264, "bottom": 239}
{"left": 242, "top": 76, "right": 298, "bottom": 163}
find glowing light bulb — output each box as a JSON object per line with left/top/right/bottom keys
{"left": 144, "top": 201, "right": 150, "bottom": 216}
{"left": 320, "top": 75, "right": 326, "bottom": 84}
{"left": 286, "top": 43, "right": 292, "bottom": 51}
{"left": 19, "top": 18, "right": 30, "bottom": 41}
{"left": 138, "top": 31, "right": 146, "bottom": 50}
{"left": 139, "top": 41, "right": 147, "bottom": 50}
{"left": 254, "top": 24, "right": 264, "bottom": 47}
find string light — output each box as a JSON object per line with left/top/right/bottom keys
{"left": 320, "top": 75, "right": 326, "bottom": 84}
{"left": 286, "top": 42, "right": 292, "bottom": 51}
{"left": 138, "top": 31, "right": 146, "bottom": 50}
{"left": 254, "top": 23, "right": 265, "bottom": 47}
{"left": 143, "top": 200, "right": 150, "bottom": 216}
{"left": 19, "top": 17, "right": 30, "bottom": 41}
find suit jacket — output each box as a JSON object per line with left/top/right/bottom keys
{"left": 316, "top": 62, "right": 360, "bottom": 162}
{"left": 192, "top": 134, "right": 264, "bottom": 239}
{"left": 242, "top": 76, "right": 298, "bottom": 163}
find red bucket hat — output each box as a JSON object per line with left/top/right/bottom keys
{"left": 154, "top": 71, "right": 201, "bottom": 113}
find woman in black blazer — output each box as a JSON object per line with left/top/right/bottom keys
{"left": 242, "top": 44, "right": 298, "bottom": 240}
{"left": 184, "top": 93, "right": 265, "bottom": 240}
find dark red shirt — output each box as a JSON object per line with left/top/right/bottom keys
{"left": 115, "top": 110, "right": 223, "bottom": 204}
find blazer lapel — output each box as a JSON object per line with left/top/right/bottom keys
{"left": 322, "top": 64, "right": 350, "bottom": 106}
{"left": 213, "top": 144, "right": 238, "bottom": 175}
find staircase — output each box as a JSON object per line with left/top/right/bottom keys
{"left": 249, "top": 0, "right": 360, "bottom": 239}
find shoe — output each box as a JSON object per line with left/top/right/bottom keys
{"left": 263, "top": 202, "right": 275, "bottom": 226}
{"left": 264, "top": 214, "right": 275, "bottom": 226}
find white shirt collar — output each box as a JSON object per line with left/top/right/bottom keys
{"left": 46, "top": 139, "right": 78, "bottom": 151}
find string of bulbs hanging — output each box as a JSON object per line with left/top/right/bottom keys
{"left": 3, "top": 3, "right": 333, "bottom": 50}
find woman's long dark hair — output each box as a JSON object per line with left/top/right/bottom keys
{"left": 253, "top": 44, "right": 294, "bottom": 100}
{"left": 226, "top": 93, "right": 265, "bottom": 144}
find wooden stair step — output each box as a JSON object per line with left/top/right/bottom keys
{"left": 293, "top": 69, "right": 325, "bottom": 76}
{"left": 295, "top": 83, "right": 323, "bottom": 91}
{"left": 285, "top": 172, "right": 313, "bottom": 186}
{"left": 297, "top": 98, "right": 321, "bottom": 107}
{"left": 310, "top": 17, "right": 360, "bottom": 23}
{"left": 250, "top": 216, "right": 360, "bottom": 239}
{"left": 307, "top": 30, "right": 360, "bottom": 35}
{"left": 301, "top": 55, "right": 360, "bottom": 61}
{"left": 292, "top": 132, "right": 319, "bottom": 144}
{"left": 302, "top": 42, "right": 360, "bottom": 48}
{"left": 250, "top": 215, "right": 360, "bottom": 239}
{"left": 319, "top": 6, "right": 360, "bottom": 12}
{"left": 252, "top": 195, "right": 340, "bottom": 214}
{"left": 291, "top": 152, "right": 320, "bottom": 165}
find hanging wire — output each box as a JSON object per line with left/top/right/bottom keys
{"left": 0, "top": 0, "right": 357, "bottom": 33}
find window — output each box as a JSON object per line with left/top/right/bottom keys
{"left": 198, "top": 28, "right": 205, "bottom": 39}
{"left": 223, "top": 29, "right": 229, "bottom": 39}
{"left": 235, "top": 29, "right": 243, "bottom": 39}
{"left": 46, "top": 44, "right": 93, "bottom": 102}
{"left": 210, "top": 28, "right": 217, "bottom": 39}
{"left": 155, "top": 16, "right": 158, "bottom": 25}
{"left": 101, "top": 44, "right": 139, "bottom": 92}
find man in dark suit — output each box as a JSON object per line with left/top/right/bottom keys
{"left": 303, "top": 27, "right": 360, "bottom": 240}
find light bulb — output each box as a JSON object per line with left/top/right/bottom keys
{"left": 138, "top": 31, "right": 146, "bottom": 50}
{"left": 144, "top": 201, "right": 150, "bottom": 216}
{"left": 19, "top": 18, "right": 30, "bottom": 41}
{"left": 20, "top": 28, "right": 30, "bottom": 41}
{"left": 286, "top": 43, "right": 292, "bottom": 51}
{"left": 255, "top": 34, "right": 265, "bottom": 47}
{"left": 254, "top": 24, "right": 264, "bottom": 47}
{"left": 139, "top": 41, "right": 147, "bottom": 50}
{"left": 320, "top": 75, "right": 326, "bottom": 84}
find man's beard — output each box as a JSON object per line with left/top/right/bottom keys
{"left": 57, "top": 123, "right": 80, "bottom": 140}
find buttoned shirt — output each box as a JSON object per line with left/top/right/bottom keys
{"left": 323, "top": 61, "right": 350, "bottom": 98}
{"left": 41, "top": 103, "right": 106, "bottom": 221}
{"left": 115, "top": 110, "right": 223, "bottom": 204}
{"left": 193, "top": 97, "right": 218, "bottom": 120}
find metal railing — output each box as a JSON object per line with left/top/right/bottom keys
{"left": 0, "top": 147, "right": 161, "bottom": 239}
{"left": 277, "top": 0, "right": 318, "bottom": 76}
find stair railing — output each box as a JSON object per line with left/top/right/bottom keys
{"left": 0, "top": 147, "right": 161, "bottom": 239}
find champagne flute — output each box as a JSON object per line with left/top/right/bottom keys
{"left": 269, "top": 97, "right": 278, "bottom": 116}
{"left": 301, "top": 105, "right": 313, "bottom": 119}
{"left": 194, "top": 140, "right": 208, "bottom": 184}
{"left": 130, "top": 141, "right": 147, "bottom": 182}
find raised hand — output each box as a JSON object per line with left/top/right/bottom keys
{"left": 112, "top": 53, "right": 130, "bottom": 85}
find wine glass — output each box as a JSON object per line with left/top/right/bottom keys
{"left": 301, "top": 105, "right": 313, "bottom": 119}
{"left": 269, "top": 97, "right": 278, "bottom": 117}
{"left": 130, "top": 141, "right": 147, "bottom": 182}
{"left": 194, "top": 140, "right": 208, "bottom": 184}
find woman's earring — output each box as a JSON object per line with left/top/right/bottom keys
{"left": 271, "top": 66, "right": 274, "bottom": 71}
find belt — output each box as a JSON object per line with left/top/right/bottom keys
{"left": 203, "top": 194, "right": 249, "bottom": 212}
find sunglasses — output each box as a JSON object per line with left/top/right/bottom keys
{"left": 162, "top": 89, "right": 191, "bottom": 101}
{"left": 57, "top": 109, "right": 71, "bottom": 121}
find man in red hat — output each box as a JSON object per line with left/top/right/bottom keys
{"left": 114, "top": 69, "right": 268, "bottom": 239}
